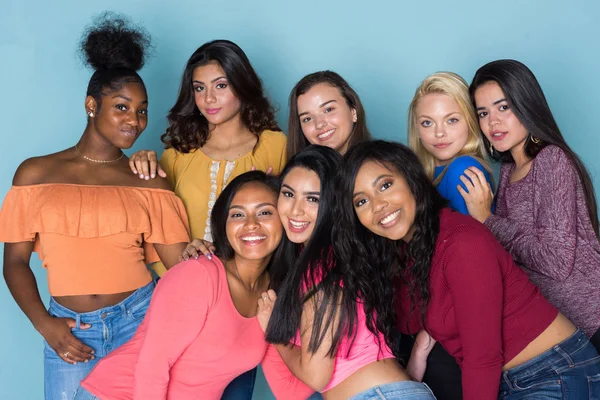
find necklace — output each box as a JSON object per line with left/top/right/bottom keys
{"left": 74, "top": 145, "right": 124, "bottom": 164}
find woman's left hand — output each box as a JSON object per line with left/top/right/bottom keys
{"left": 257, "top": 289, "right": 277, "bottom": 333}
{"left": 457, "top": 166, "right": 494, "bottom": 223}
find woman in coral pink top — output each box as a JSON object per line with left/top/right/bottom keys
{"left": 334, "top": 140, "right": 600, "bottom": 400}
{"left": 0, "top": 14, "right": 190, "bottom": 400}
{"left": 259, "top": 146, "right": 434, "bottom": 400}
{"left": 75, "top": 171, "right": 284, "bottom": 399}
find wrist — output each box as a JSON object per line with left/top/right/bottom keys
{"left": 33, "top": 314, "right": 54, "bottom": 335}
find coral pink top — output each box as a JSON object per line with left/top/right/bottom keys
{"left": 0, "top": 184, "right": 190, "bottom": 296}
{"left": 82, "top": 257, "right": 269, "bottom": 400}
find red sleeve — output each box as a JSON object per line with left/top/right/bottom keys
{"left": 133, "top": 259, "right": 215, "bottom": 399}
{"left": 261, "top": 344, "right": 316, "bottom": 400}
{"left": 443, "top": 227, "right": 504, "bottom": 400}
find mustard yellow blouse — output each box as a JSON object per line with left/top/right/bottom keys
{"left": 151, "top": 130, "right": 287, "bottom": 276}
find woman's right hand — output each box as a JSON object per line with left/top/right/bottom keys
{"left": 180, "top": 239, "right": 216, "bottom": 261}
{"left": 38, "top": 316, "right": 95, "bottom": 364}
{"left": 128, "top": 150, "right": 167, "bottom": 180}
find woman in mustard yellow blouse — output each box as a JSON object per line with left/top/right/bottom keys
{"left": 126, "top": 40, "right": 285, "bottom": 400}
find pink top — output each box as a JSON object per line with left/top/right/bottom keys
{"left": 81, "top": 257, "right": 268, "bottom": 400}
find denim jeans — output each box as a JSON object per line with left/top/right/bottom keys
{"left": 221, "top": 367, "right": 257, "bottom": 400}
{"left": 499, "top": 329, "right": 600, "bottom": 399}
{"left": 349, "top": 381, "right": 436, "bottom": 400}
{"left": 44, "top": 281, "right": 154, "bottom": 400}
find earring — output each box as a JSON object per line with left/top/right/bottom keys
{"left": 530, "top": 134, "right": 541, "bottom": 144}
{"left": 88, "top": 111, "right": 94, "bottom": 118}
{"left": 489, "top": 143, "right": 496, "bottom": 155}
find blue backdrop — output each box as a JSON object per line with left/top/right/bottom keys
{"left": 1, "top": 1, "right": 598, "bottom": 398}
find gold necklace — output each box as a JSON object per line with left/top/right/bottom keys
{"left": 74, "top": 145, "right": 124, "bottom": 164}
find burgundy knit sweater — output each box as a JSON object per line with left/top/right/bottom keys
{"left": 395, "top": 209, "right": 558, "bottom": 400}
{"left": 485, "top": 145, "right": 600, "bottom": 337}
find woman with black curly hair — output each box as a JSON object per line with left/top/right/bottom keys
{"left": 0, "top": 13, "right": 190, "bottom": 400}
{"left": 333, "top": 140, "right": 600, "bottom": 399}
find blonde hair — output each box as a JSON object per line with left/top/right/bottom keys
{"left": 407, "top": 71, "right": 490, "bottom": 182}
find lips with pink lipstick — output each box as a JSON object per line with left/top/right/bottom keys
{"left": 287, "top": 218, "right": 311, "bottom": 233}
{"left": 205, "top": 108, "right": 221, "bottom": 115}
{"left": 489, "top": 130, "right": 508, "bottom": 141}
{"left": 433, "top": 142, "right": 451, "bottom": 149}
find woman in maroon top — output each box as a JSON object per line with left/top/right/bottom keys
{"left": 333, "top": 140, "right": 600, "bottom": 399}
{"left": 458, "top": 60, "right": 600, "bottom": 351}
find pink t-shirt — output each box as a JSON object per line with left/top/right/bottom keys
{"left": 81, "top": 257, "right": 268, "bottom": 400}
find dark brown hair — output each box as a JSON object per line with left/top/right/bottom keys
{"left": 286, "top": 71, "right": 371, "bottom": 159}
{"left": 161, "top": 40, "right": 280, "bottom": 153}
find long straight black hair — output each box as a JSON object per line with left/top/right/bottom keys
{"left": 332, "top": 140, "right": 447, "bottom": 345}
{"left": 266, "top": 145, "right": 358, "bottom": 356}
{"left": 470, "top": 59, "right": 599, "bottom": 237}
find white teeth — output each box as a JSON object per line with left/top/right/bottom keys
{"left": 493, "top": 132, "right": 503, "bottom": 137}
{"left": 290, "top": 220, "right": 309, "bottom": 228}
{"left": 380, "top": 210, "right": 401, "bottom": 225}
{"left": 241, "top": 236, "right": 266, "bottom": 241}
{"left": 317, "top": 129, "right": 335, "bottom": 140}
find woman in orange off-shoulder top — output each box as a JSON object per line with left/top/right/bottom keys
{"left": 0, "top": 15, "right": 190, "bottom": 400}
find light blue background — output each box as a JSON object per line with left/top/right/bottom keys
{"left": 1, "top": 1, "right": 598, "bottom": 398}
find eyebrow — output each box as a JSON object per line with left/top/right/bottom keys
{"left": 229, "top": 202, "right": 276, "bottom": 211}
{"left": 476, "top": 98, "right": 506, "bottom": 111}
{"left": 418, "top": 111, "right": 461, "bottom": 119}
{"left": 298, "top": 99, "right": 337, "bottom": 117}
{"left": 281, "top": 184, "right": 320, "bottom": 196}
{"left": 352, "top": 174, "right": 393, "bottom": 198}
{"left": 111, "top": 94, "right": 148, "bottom": 105}
{"left": 193, "top": 76, "right": 227, "bottom": 85}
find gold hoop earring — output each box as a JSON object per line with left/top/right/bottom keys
{"left": 489, "top": 143, "right": 496, "bottom": 155}
{"left": 530, "top": 135, "right": 541, "bottom": 144}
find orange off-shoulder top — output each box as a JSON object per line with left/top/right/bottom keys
{"left": 0, "top": 184, "right": 190, "bottom": 296}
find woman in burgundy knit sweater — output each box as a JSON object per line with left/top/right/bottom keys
{"left": 333, "top": 140, "right": 600, "bottom": 400}
{"left": 458, "top": 60, "right": 600, "bottom": 351}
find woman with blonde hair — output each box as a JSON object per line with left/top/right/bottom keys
{"left": 408, "top": 72, "right": 493, "bottom": 215}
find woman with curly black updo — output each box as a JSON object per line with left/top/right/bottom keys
{"left": 0, "top": 13, "right": 190, "bottom": 400}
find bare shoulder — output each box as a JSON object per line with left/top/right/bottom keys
{"left": 12, "top": 151, "right": 67, "bottom": 186}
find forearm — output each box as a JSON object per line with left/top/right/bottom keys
{"left": 155, "top": 242, "right": 187, "bottom": 270}
{"left": 274, "top": 344, "right": 324, "bottom": 391}
{"left": 4, "top": 262, "right": 51, "bottom": 332}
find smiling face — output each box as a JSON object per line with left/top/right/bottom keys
{"left": 352, "top": 160, "right": 417, "bottom": 242}
{"left": 416, "top": 93, "right": 470, "bottom": 166}
{"left": 297, "top": 83, "right": 357, "bottom": 154}
{"left": 88, "top": 82, "right": 148, "bottom": 149}
{"left": 192, "top": 61, "right": 242, "bottom": 127}
{"left": 226, "top": 182, "right": 283, "bottom": 262}
{"left": 474, "top": 81, "right": 529, "bottom": 154}
{"left": 277, "top": 167, "right": 321, "bottom": 245}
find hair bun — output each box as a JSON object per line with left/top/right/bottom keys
{"left": 80, "top": 11, "right": 151, "bottom": 72}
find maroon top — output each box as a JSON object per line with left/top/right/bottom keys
{"left": 395, "top": 209, "right": 558, "bottom": 400}
{"left": 485, "top": 145, "right": 600, "bottom": 336}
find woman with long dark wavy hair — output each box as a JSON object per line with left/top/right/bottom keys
{"left": 459, "top": 59, "right": 600, "bottom": 350}
{"left": 286, "top": 71, "right": 371, "bottom": 159}
{"left": 124, "top": 39, "right": 287, "bottom": 398}
{"left": 333, "top": 140, "right": 600, "bottom": 399}
{"left": 185, "top": 146, "right": 434, "bottom": 399}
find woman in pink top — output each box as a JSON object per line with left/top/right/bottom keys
{"left": 259, "top": 146, "right": 435, "bottom": 400}
{"left": 73, "top": 171, "right": 284, "bottom": 399}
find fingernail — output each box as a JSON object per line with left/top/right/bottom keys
{"left": 133, "top": 170, "right": 137, "bottom": 174}
{"left": 91, "top": 350, "right": 95, "bottom": 354}
{"left": 184, "top": 256, "right": 188, "bottom": 260}
{"left": 206, "top": 254, "right": 212, "bottom": 260}
{"left": 194, "top": 254, "right": 198, "bottom": 259}
{"left": 145, "top": 176, "right": 149, "bottom": 180}
{"left": 84, "top": 359, "right": 89, "bottom": 363}
{"left": 151, "top": 174, "right": 155, "bottom": 178}
{"left": 139, "top": 174, "right": 144, "bottom": 179}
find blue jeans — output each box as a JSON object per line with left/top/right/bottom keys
{"left": 349, "top": 381, "right": 436, "bottom": 400}
{"left": 221, "top": 367, "right": 257, "bottom": 400}
{"left": 44, "top": 281, "right": 154, "bottom": 400}
{"left": 500, "top": 329, "right": 600, "bottom": 399}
